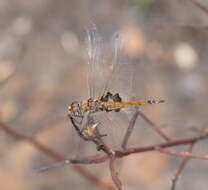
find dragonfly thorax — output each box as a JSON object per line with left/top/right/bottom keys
{"left": 68, "top": 99, "right": 104, "bottom": 117}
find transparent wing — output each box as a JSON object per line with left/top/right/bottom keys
{"left": 86, "top": 26, "right": 137, "bottom": 150}
{"left": 101, "top": 33, "right": 135, "bottom": 102}
{"left": 86, "top": 22, "right": 105, "bottom": 99}
{"left": 106, "top": 31, "right": 136, "bottom": 105}
{"left": 85, "top": 23, "right": 135, "bottom": 100}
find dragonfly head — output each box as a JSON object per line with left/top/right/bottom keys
{"left": 68, "top": 101, "right": 81, "bottom": 117}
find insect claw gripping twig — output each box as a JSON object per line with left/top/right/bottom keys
{"left": 68, "top": 115, "right": 83, "bottom": 138}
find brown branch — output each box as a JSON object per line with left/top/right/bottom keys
{"left": 1, "top": 117, "right": 208, "bottom": 190}
{"left": 70, "top": 134, "right": 208, "bottom": 164}
{"left": 121, "top": 110, "right": 139, "bottom": 149}
{"left": 156, "top": 147, "right": 208, "bottom": 160}
{"left": 0, "top": 121, "right": 115, "bottom": 190}
{"left": 188, "top": 0, "right": 208, "bottom": 14}
{"left": 71, "top": 154, "right": 109, "bottom": 164}
{"left": 171, "top": 143, "right": 195, "bottom": 190}
{"left": 138, "top": 111, "right": 171, "bottom": 142}
{"left": 109, "top": 155, "right": 124, "bottom": 190}
{"left": 115, "top": 134, "right": 208, "bottom": 157}
{"left": 37, "top": 154, "right": 109, "bottom": 173}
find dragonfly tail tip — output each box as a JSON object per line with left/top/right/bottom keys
{"left": 159, "top": 99, "right": 165, "bottom": 103}
{"left": 147, "top": 99, "right": 165, "bottom": 104}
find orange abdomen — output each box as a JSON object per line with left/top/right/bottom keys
{"left": 102, "top": 99, "right": 164, "bottom": 109}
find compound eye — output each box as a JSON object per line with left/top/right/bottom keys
{"left": 68, "top": 105, "right": 72, "bottom": 115}
{"left": 68, "top": 102, "right": 79, "bottom": 116}
{"left": 68, "top": 105, "right": 72, "bottom": 111}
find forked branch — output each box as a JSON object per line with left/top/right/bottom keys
{"left": 0, "top": 121, "right": 115, "bottom": 190}
{"left": 1, "top": 109, "right": 208, "bottom": 190}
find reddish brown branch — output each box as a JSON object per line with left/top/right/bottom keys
{"left": 188, "top": 0, "right": 208, "bottom": 14}
{"left": 156, "top": 147, "right": 208, "bottom": 160}
{"left": 70, "top": 134, "right": 208, "bottom": 164}
{"left": 138, "top": 111, "right": 171, "bottom": 142}
{"left": 109, "top": 155, "right": 124, "bottom": 190}
{"left": 1, "top": 117, "right": 208, "bottom": 190}
{"left": 0, "top": 122, "right": 115, "bottom": 190}
{"left": 121, "top": 110, "right": 139, "bottom": 149}
{"left": 115, "top": 134, "right": 208, "bottom": 157}
{"left": 71, "top": 154, "right": 109, "bottom": 164}
{"left": 171, "top": 143, "right": 195, "bottom": 190}
{"left": 69, "top": 134, "right": 208, "bottom": 164}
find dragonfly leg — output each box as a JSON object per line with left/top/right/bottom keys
{"left": 68, "top": 115, "right": 83, "bottom": 137}
{"left": 68, "top": 113, "right": 96, "bottom": 141}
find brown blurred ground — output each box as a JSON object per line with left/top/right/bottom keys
{"left": 0, "top": 0, "right": 208, "bottom": 190}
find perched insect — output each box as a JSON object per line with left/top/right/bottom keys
{"left": 35, "top": 23, "right": 165, "bottom": 173}
{"left": 68, "top": 23, "right": 164, "bottom": 140}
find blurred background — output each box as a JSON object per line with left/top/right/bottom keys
{"left": 0, "top": 0, "right": 208, "bottom": 189}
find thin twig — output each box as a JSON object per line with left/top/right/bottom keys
{"left": 171, "top": 143, "right": 195, "bottom": 190}
{"left": 0, "top": 122, "right": 115, "bottom": 190}
{"left": 121, "top": 110, "right": 139, "bottom": 149}
{"left": 2, "top": 120, "right": 206, "bottom": 161}
{"left": 70, "top": 133, "right": 208, "bottom": 164}
{"left": 115, "top": 134, "right": 208, "bottom": 157}
{"left": 138, "top": 110, "right": 171, "bottom": 142}
{"left": 37, "top": 154, "right": 109, "bottom": 173}
{"left": 1, "top": 120, "right": 208, "bottom": 190}
{"left": 156, "top": 147, "right": 208, "bottom": 160}
{"left": 191, "top": 127, "right": 208, "bottom": 135}
{"left": 188, "top": 0, "right": 208, "bottom": 14}
{"left": 71, "top": 154, "right": 109, "bottom": 164}
{"left": 109, "top": 155, "right": 124, "bottom": 190}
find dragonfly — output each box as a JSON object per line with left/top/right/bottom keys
{"left": 35, "top": 23, "right": 165, "bottom": 173}
{"left": 68, "top": 23, "right": 165, "bottom": 142}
